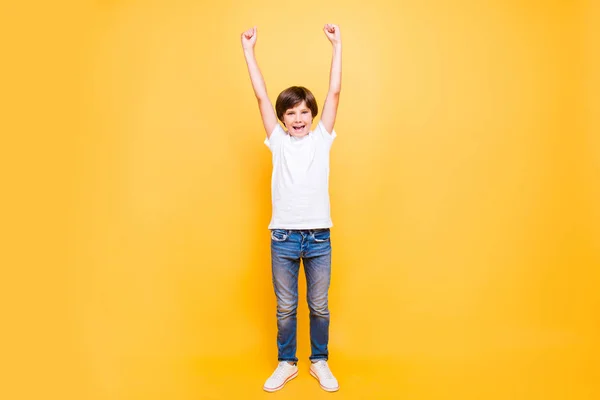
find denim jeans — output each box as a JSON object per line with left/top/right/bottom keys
{"left": 270, "top": 228, "right": 332, "bottom": 363}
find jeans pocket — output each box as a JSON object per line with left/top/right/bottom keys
{"left": 271, "top": 229, "right": 289, "bottom": 242}
{"left": 313, "top": 229, "right": 330, "bottom": 242}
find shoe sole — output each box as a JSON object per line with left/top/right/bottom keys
{"left": 263, "top": 370, "right": 298, "bottom": 392}
{"left": 310, "top": 369, "right": 339, "bottom": 392}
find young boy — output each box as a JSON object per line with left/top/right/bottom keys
{"left": 241, "top": 24, "right": 342, "bottom": 392}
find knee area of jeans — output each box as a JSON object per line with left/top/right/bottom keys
{"left": 307, "top": 302, "right": 329, "bottom": 316}
{"left": 277, "top": 303, "right": 298, "bottom": 315}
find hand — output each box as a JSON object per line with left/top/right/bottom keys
{"left": 323, "top": 24, "right": 341, "bottom": 46}
{"left": 241, "top": 26, "right": 257, "bottom": 49}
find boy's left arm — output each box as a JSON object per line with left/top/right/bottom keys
{"left": 321, "top": 24, "right": 342, "bottom": 134}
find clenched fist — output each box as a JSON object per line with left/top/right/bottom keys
{"left": 241, "top": 26, "right": 257, "bottom": 49}
{"left": 323, "top": 24, "right": 341, "bottom": 46}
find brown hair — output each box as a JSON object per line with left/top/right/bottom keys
{"left": 275, "top": 86, "right": 318, "bottom": 122}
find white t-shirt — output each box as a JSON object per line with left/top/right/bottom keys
{"left": 264, "top": 121, "right": 337, "bottom": 229}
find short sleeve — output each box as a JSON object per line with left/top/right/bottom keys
{"left": 316, "top": 120, "right": 337, "bottom": 141}
{"left": 264, "top": 124, "right": 286, "bottom": 151}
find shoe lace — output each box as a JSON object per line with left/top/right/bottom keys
{"left": 314, "top": 361, "right": 334, "bottom": 379}
{"left": 272, "top": 362, "right": 292, "bottom": 379}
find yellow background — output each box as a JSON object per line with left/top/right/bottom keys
{"left": 1, "top": 0, "right": 599, "bottom": 399}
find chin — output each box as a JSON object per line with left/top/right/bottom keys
{"left": 288, "top": 127, "right": 309, "bottom": 137}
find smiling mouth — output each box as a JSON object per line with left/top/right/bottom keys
{"left": 292, "top": 125, "right": 305, "bottom": 132}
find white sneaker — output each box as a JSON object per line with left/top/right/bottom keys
{"left": 310, "top": 360, "right": 339, "bottom": 392}
{"left": 263, "top": 361, "right": 298, "bottom": 392}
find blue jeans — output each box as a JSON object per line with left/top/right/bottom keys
{"left": 270, "top": 228, "right": 332, "bottom": 363}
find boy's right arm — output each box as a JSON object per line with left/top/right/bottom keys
{"left": 241, "top": 27, "right": 278, "bottom": 138}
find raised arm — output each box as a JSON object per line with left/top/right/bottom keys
{"left": 320, "top": 24, "right": 342, "bottom": 134}
{"left": 241, "top": 27, "right": 278, "bottom": 138}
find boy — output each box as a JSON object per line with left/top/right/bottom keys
{"left": 241, "top": 24, "right": 342, "bottom": 392}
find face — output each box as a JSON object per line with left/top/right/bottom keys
{"left": 282, "top": 101, "right": 313, "bottom": 137}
